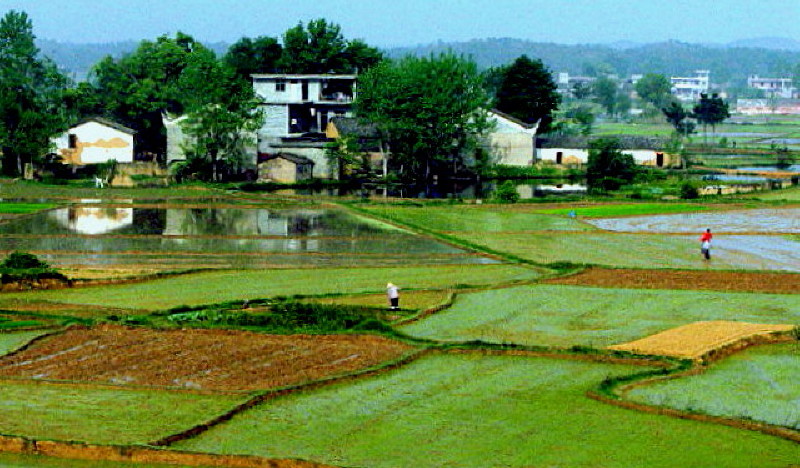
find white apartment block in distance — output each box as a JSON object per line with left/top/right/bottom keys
{"left": 670, "top": 70, "right": 710, "bottom": 101}
{"left": 747, "top": 75, "right": 796, "bottom": 99}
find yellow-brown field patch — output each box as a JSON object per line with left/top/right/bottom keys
{"left": 608, "top": 320, "right": 796, "bottom": 359}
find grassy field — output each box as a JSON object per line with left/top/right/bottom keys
{"left": 0, "top": 202, "right": 58, "bottom": 214}
{"left": 175, "top": 354, "right": 800, "bottom": 468}
{"left": 360, "top": 204, "right": 594, "bottom": 232}
{"left": 458, "top": 232, "right": 705, "bottom": 268}
{"left": 0, "top": 330, "right": 50, "bottom": 355}
{"left": 400, "top": 285, "right": 800, "bottom": 348}
{"left": 530, "top": 203, "right": 714, "bottom": 218}
{"left": 306, "top": 289, "right": 450, "bottom": 311}
{"left": 628, "top": 342, "right": 800, "bottom": 429}
{"left": 0, "top": 264, "right": 542, "bottom": 311}
{"left": 749, "top": 186, "right": 800, "bottom": 201}
{"left": 0, "top": 380, "right": 247, "bottom": 444}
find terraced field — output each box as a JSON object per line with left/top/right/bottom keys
{"left": 175, "top": 354, "right": 800, "bottom": 468}
{"left": 0, "top": 186, "right": 797, "bottom": 467}
{"left": 628, "top": 342, "right": 800, "bottom": 430}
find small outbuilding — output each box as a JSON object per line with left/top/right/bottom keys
{"left": 53, "top": 117, "right": 136, "bottom": 165}
{"left": 257, "top": 153, "right": 315, "bottom": 183}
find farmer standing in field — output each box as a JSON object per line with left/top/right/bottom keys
{"left": 386, "top": 283, "right": 400, "bottom": 310}
{"left": 700, "top": 228, "right": 713, "bottom": 260}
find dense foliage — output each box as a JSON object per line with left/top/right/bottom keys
{"left": 493, "top": 55, "right": 560, "bottom": 132}
{"left": 586, "top": 138, "right": 637, "bottom": 191}
{"left": 356, "top": 53, "right": 492, "bottom": 184}
{"left": 0, "top": 11, "right": 71, "bottom": 176}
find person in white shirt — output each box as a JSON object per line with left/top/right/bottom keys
{"left": 386, "top": 283, "right": 400, "bottom": 310}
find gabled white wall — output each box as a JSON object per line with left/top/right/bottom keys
{"left": 54, "top": 121, "right": 134, "bottom": 164}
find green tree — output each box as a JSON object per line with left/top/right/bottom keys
{"left": 89, "top": 33, "right": 230, "bottom": 157}
{"left": 592, "top": 77, "right": 619, "bottom": 117}
{"left": 565, "top": 105, "right": 595, "bottom": 135}
{"left": 224, "top": 36, "right": 283, "bottom": 78}
{"left": 279, "top": 19, "right": 382, "bottom": 74}
{"left": 356, "top": 53, "right": 492, "bottom": 184}
{"left": 635, "top": 73, "right": 673, "bottom": 109}
{"left": 586, "top": 138, "right": 637, "bottom": 192}
{"left": 494, "top": 55, "right": 560, "bottom": 132}
{"left": 662, "top": 102, "right": 695, "bottom": 136}
{"left": 0, "top": 10, "right": 70, "bottom": 176}
{"left": 178, "top": 62, "right": 264, "bottom": 182}
{"left": 693, "top": 93, "right": 730, "bottom": 141}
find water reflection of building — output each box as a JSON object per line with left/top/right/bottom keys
{"left": 163, "top": 208, "right": 327, "bottom": 242}
{"left": 51, "top": 207, "right": 134, "bottom": 235}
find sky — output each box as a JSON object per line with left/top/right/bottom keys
{"left": 4, "top": 0, "right": 800, "bottom": 47}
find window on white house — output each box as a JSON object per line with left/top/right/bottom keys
{"left": 275, "top": 80, "right": 286, "bottom": 92}
{"left": 68, "top": 134, "right": 78, "bottom": 149}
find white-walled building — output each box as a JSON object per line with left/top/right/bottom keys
{"left": 537, "top": 136, "right": 681, "bottom": 168}
{"left": 52, "top": 118, "right": 135, "bottom": 165}
{"left": 252, "top": 74, "right": 357, "bottom": 178}
{"left": 747, "top": 75, "right": 796, "bottom": 99}
{"left": 485, "top": 110, "right": 539, "bottom": 166}
{"left": 670, "top": 70, "right": 710, "bottom": 101}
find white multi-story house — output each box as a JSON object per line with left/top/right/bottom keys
{"left": 747, "top": 75, "right": 796, "bottom": 99}
{"left": 251, "top": 74, "right": 357, "bottom": 178}
{"left": 670, "top": 70, "right": 710, "bottom": 101}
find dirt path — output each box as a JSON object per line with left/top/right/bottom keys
{"left": 546, "top": 267, "right": 800, "bottom": 294}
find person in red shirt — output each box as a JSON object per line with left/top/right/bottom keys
{"left": 699, "top": 228, "right": 713, "bottom": 260}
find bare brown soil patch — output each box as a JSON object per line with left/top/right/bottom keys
{"left": 547, "top": 267, "right": 800, "bottom": 294}
{"left": 608, "top": 320, "right": 796, "bottom": 359}
{"left": 0, "top": 325, "right": 414, "bottom": 392}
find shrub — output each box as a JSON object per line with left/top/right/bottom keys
{"left": 1, "top": 251, "right": 50, "bottom": 269}
{"left": 0, "top": 252, "right": 67, "bottom": 284}
{"left": 493, "top": 181, "right": 520, "bottom": 203}
{"left": 680, "top": 182, "right": 699, "bottom": 199}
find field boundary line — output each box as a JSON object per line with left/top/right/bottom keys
{"left": 592, "top": 332, "right": 800, "bottom": 445}
{"left": 0, "top": 435, "right": 337, "bottom": 467}
{"left": 150, "top": 347, "right": 431, "bottom": 447}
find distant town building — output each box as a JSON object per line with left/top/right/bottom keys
{"left": 747, "top": 75, "right": 796, "bottom": 99}
{"left": 736, "top": 98, "right": 800, "bottom": 115}
{"left": 670, "top": 70, "right": 710, "bottom": 101}
{"left": 556, "top": 72, "right": 596, "bottom": 97}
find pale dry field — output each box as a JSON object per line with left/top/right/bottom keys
{"left": 608, "top": 320, "right": 796, "bottom": 359}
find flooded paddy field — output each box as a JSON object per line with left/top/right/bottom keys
{"left": 583, "top": 208, "right": 800, "bottom": 272}
{"left": 586, "top": 208, "right": 800, "bottom": 233}
{"left": 0, "top": 205, "right": 493, "bottom": 269}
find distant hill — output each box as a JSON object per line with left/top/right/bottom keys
{"left": 36, "top": 39, "right": 230, "bottom": 81}
{"left": 386, "top": 38, "right": 800, "bottom": 85}
{"left": 39, "top": 37, "right": 800, "bottom": 86}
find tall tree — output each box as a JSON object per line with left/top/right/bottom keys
{"left": 494, "top": 55, "right": 560, "bottom": 133}
{"left": 592, "top": 77, "right": 619, "bottom": 117}
{"left": 356, "top": 53, "right": 492, "bottom": 184}
{"left": 224, "top": 36, "right": 282, "bottom": 78}
{"left": 89, "top": 33, "right": 223, "bottom": 156}
{"left": 0, "top": 10, "right": 70, "bottom": 175}
{"left": 179, "top": 57, "right": 263, "bottom": 182}
{"left": 662, "top": 102, "right": 695, "bottom": 136}
{"left": 278, "top": 19, "right": 382, "bottom": 74}
{"left": 586, "top": 138, "right": 637, "bottom": 192}
{"left": 693, "top": 93, "right": 730, "bottom": 141}
{"left": 635, "top": 73, "right": 673, "bottom": 109}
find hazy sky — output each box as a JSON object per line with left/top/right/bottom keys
{"left": 4, "top": 0, "right": 800, "bottom": 46}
